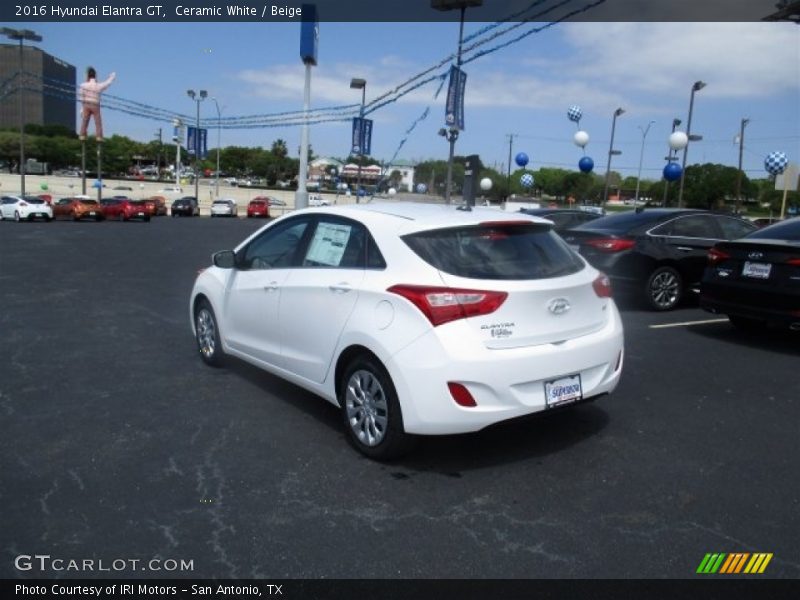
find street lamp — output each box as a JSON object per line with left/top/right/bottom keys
{"left": 677, "top": 80, "right": 706, "bottom": 207}
{"left": 187, "top": 89, "right": 207, "bottom": 202}
{"left": 634, "top": 120, "right": 655, "bottom": 203}
{"left": 438, "top": 127, "right": 459, "bottom": 202}
{"left": 350, "top": 77, "right": 366, "bottom": 203}
{"left": 2, "top": 27, "right": 42, "bottom": 197}
{"left": 735, "top": 118, "right": 750, "bottom": 214}
{"left": 662, "top": 118, "right": 682, "bottom": 207}
{"left": 602, "top": 107, "right": 625, "bottom": 204}
{"left": 211, "top": 97, "right": 223, "bottom": 197}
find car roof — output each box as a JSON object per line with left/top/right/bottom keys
{"left": 291, "top": 202, "right": 553, "bottom": 234}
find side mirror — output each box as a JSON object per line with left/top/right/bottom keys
{"left": 212, "top": 250, "right": 236, "bottom": 269}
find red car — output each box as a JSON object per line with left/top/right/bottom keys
{"left": 100, "top": 198, "right": 151, "bottom": 222}
{"left": 247, "top": 197, "right": 270, "bottom": 218}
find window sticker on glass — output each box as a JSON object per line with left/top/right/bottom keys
{"left": 305, "top": 222, "right": 352, "bottom": 267}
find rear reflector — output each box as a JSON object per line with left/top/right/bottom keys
{"left": 387, "top": 284, "right": 507, "bottom": 327}
{"left": 592, "top": 273, "right": 613, "bottom": 298}
{"left": 707, "top": 247, "right": 731, "bottom": 264}
{"left": 448, "top": 382, "right": 477, "bottom": 407}
{"left": 585, "top": 238, "right": 635, "bottom": 253}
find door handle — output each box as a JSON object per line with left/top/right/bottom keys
{"left": 676, "top": 246, "right": 693, "bottom": 252}
{"left": 264, "top": 281, "right": 279, "bottom": 291}
{"left": 329, "top": 283, "right": 352, "bottom": 293}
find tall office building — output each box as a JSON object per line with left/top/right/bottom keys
{"left": 0, "top": 44, "right": 76, "bottom": 131}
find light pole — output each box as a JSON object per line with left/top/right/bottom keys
{"left": 677, "top": 80, "right": 706, "bottom": 207}
{"left": 735, "top": 118, "right": 750, "bottom": 214}
{"left": 662, "top": 118, "right": 682, "bottom": 207}
{"left": 634, "top": 120, "right": 655, "bottom": 203}
{"left": 602, "top": 107, "right": 625, "bottom": 204}
{"left": 2, "top": 27, "right": 42, "bottom": 197}
{"left": 433, "top": 0, "right": 483, "bottom": 204}
{"left": 211, "top": 97, "right": 223, "bottom": 198}
{"left": 187, "top": 89, "right": 207, "bottom": 202}
{"left": 350, "top": 78, "right": 366, "bottom": 203}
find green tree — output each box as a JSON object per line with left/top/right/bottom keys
{"left": 682, "top": 163, "right": 745, "bottom": 209}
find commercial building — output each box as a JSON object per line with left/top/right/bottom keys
{"left": 0, "top": 44, "right": 76, "bottom": 131}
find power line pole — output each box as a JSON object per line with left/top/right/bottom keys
{"left": 154, "top": 127, "right": 162, "bottom": 182}
{"left": 505, "top": 133, "right": 516, "bottom": 201}
{"left": 735, "top": 118, "right": 749, "bottom": 214}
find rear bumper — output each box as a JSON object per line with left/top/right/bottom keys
{"left": 700, "top": 291, "right": 800, "bottom": 328}
{"left": 386, "top": 303, "right": 625, "bottom": 435}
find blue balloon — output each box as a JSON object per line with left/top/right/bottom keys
{"left": 663, "top": 162, "right": 682, "bottom": 182}
{"left": 416, "top": 183, "right": 428, "bottom": 194}
{"left": 764, "top": 151, "right": 788, "bottom": 175}
{"left": 515, "top": 152, "right": 529, "bottom": 168}
{"left": 578, "top": 156, "right": 594, "bottom": 173}
{"left": 92, "top": 179, "right": 103, "bottom": 189}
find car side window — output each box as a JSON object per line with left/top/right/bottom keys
{"left": 716, "top": 216, "right": 756, "bottom": 240}
{"left": 239, "top": 218, "right": 310, "bottom": 270}
{"left": 301, "top": 219, "right": 366, "bottom": 269}
{"left": 366, "top": 234, "right": 387, "bottom": 269}
{"left": 669, "top": 215, "right": 719, "bottom": 239}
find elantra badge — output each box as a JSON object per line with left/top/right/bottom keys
{"left": 548, "top": 298, "right": 571, "bottom": 315}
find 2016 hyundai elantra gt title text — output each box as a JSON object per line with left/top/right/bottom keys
{"left": 190, "top": 203, "right": 625, "bottom": 459}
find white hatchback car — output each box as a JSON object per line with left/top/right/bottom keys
{"left": 0, "top": 195, "right": 53, "bottom": 222}
{"left": 210, "top": 198, "right": 238, "bottom": 217}
{"left": 190, "top": 203, "right": 624, "bottom": 459}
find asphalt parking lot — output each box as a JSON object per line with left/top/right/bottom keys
{"left": 2, "top": 216, "right": 798, "bottom": 580}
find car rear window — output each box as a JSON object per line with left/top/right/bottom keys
{"left": 403, "top": 222, "right": 584, "bottom": 280}
{"left": 745, "top": 218, "right": 800, "bottom": 241}
{"left": 571, "top": 210, "right": 671, "bottom": 233}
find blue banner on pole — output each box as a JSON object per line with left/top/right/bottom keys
{"left": 445, "top": 65, "right": 466, "bottom": 131}
{"left": 186, "top": 126, "right": 208, "bottom": 158}
{"left": 351, "top": 118, "right": 373, "bottom": 156}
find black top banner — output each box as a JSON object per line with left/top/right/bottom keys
{"left": 1, "top": 0, "right": 794, "bottom": 23}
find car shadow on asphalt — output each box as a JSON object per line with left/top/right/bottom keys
{"left": 688, "top": 321, "right": 800, "bottom": 357}
{"left": 224, "top": 357, "right": 610, "bottom": 471}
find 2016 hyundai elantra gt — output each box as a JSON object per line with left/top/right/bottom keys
{"left": 190, "top": 203, "right": 624, "bottom": 459}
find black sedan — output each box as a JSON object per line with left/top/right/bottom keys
{"left": 171, "top": 196, "right": 200, "bottom": 217}
{"left": 700, "top": 217, "right": 800, "bottom": 330}
{"left": 562, "top": 208, "right": 757, "bottom": 310}
{"left": 519, "top": 208, "right": 603, "bottom": 232}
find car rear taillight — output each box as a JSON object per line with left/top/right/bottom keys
{"left": 448, "top": 382, "right": 477, "bottom": 407}
{"left": 585, "top": 238, "right": 635, "bottom": 253}
{"left": 707, "top": 247, "right": 731, "bottom": 264}
{"left": 592, "top": 273, "right": 613, "bottom": 298}
{"left": 387, "top": 285, "right": 507, "bottom": 327}
{"left": 787, "top": 258, "right": 800, "bottom": 266}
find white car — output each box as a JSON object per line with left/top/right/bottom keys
{"left": 210, "top": 198, "right": 238, "bottom": 217}
{"left": 308, "top": 194, "right": 329, "bottom": 207}
{"left": 0, "top": 195, "right": 53, "bottom": 222}
{"left": 189, "top": 203, "right": 624, "bottom": 459}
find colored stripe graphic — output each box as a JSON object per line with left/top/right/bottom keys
{"left": 698, "top": 553, "right": 773, "bottom": 574}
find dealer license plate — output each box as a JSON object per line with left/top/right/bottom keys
{"left": 742, "top": 261, "right": 771, "bottom": 279}
{"left": 545, "top": 374, "right": 583, "bottom": 408}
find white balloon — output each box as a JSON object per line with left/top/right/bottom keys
{"left": 669, "top": 131, "right": 689, "bottom": 151}
{"left": 480, "top": 177, "right": 493, "bottom": 191}
{"left": 573, "top": 130, "right": 590, "bottom": 148}
{"left": 388, "top": 187, "right": 397, "bottom": 195}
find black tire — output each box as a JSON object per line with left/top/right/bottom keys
{"left": 645, "top": 266, "right": 683, "bottom": 311}
{"left": 118, "top": 212, "right": 125, "bottom": 222}
{"left": 194, "top": 299, "right": 225, "bottom": 367}
{"left": 144, "top": 215, "right": 151, "bottom": 222}
{"left": 339, "top": 355, "right": 416, "bottom": 461}
{"left": 729, "top": 315, "right": 765, "bottom": 331}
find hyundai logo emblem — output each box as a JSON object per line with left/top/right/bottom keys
{"left": 548, "top": 298, "right": 571, "bottom": 315}
{"left": 748, "top": 251, "right": 764, "bottom": 260}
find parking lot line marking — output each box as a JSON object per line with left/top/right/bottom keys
{"left": 649, "top": 318, "right": 729, "bottom": 329}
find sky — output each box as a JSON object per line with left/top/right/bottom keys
{"left": 7, "top": 19, "right": 800, "bottom": 181}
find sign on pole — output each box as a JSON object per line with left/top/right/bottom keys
{"left": 445, "top": 65, "right": 466, "bottom": 131}
{"left": 351, "top": 117, "right": 373, "bottom": 156}
{"left": 186, "top": 126, "right": 208, "bottom": 158}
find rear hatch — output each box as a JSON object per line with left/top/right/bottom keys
{"left": 402, "top": 221, "right": 611, "bottom": 348}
